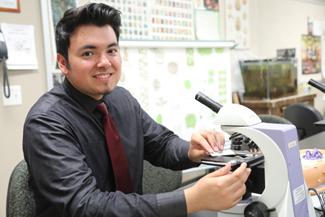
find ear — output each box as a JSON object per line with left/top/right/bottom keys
{"left": 57, "top": 54, "right": 69, "bottom": 75}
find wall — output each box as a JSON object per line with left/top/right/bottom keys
{"left": 0, "top": 0, "right": 47, "bottom": 216}
{"left": 248, "top": 0, "right": 325, "bottom": 112}
{"left": 250, "top": 0, "right": 325, "bottom": 59}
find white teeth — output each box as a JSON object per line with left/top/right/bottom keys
{"left": 95, "top": 73, "right": 110, "bottom": 79}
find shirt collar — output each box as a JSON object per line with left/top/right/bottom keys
{"left": 62, "top": 79, "right": 102, "bottom": 113}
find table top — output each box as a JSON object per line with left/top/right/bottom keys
{"left": 299, "top": 131, "right": 325, "bottom": 149}
{"left": 242, "top": 92, "right": 316, "bottom": 103}
{"left": 314, "top": 120, "right": 325, "bottom": 126}
{"left": 241, "top": 93, "right": 316, "bottom": 107}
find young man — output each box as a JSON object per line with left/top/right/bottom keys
{"left": 23, "top": 3, "right": 251, "bottom": 217}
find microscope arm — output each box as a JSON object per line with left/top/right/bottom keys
{"left": 223, "top": 126, "right": 289, "bottom": 209}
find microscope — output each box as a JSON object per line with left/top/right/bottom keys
{"left": 308, "top": 79, "right": 325, "bottom": 94}
{"left": 195, "top": 92, "right": 316, "bottom": 217}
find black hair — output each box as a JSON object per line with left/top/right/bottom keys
{"left": 55, "top": 3, "right": 121, "bottom": 61}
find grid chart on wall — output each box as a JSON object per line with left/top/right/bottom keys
{"left": 77, "top": 0, "right": 220, "bottom": 40}
{"left": 119, "top": 47, "right": 231, "bottom": 139}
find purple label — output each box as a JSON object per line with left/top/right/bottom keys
{"left": 302, "top": 148, "right": 323, "bottom": 160}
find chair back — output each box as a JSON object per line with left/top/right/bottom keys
{"left": 283, "top": 103, "right": 324, "bottom": 140}
{"left": 6, "top": 160, "right": 36, "bottom": 217}
{"left": 258, "top": 114, "right": 292, "bottom": 125}
{"left": 142, "top": 160, "right": 182, "bottom": 193}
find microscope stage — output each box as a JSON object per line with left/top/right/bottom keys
{"left": 201, "top": 151, "right": 264, "bottom": 170}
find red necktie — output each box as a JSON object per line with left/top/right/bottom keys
{"left": 96, "top": 102, "right": 133, "bottom": 193}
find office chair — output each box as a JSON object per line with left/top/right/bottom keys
{"left": 6, "top": 160, "right": 196, "bottom": 216}
{"left": 7, "top": 159, "right": 181, "bottom": 216}
{"left": 142, "top": 160, "right": 183, "bottom": 193}
{"left": 283, "top": 103, "right": 324, "bottom": 140}
{"left": 6, "top": 160, "right": 36, "bottom": 217}
{"left": 258, "top": 114, "right": 292, "bottom": 125}
{"left": 142, "top": 160, "right": 220, "bottom": 217}
{"left": 7, "top": 160, "right": 183, "bottom": 206}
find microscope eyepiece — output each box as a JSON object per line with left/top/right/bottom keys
{"left": 195, "top": 91, "right": 222, "bottom": 113}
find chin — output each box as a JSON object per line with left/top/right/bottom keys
{"left": 102, "top": 86, "right": 116, "bottom": 94}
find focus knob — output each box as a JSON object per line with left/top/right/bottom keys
{"left": 244, "top": 201, "right": 270, "bottom": 217}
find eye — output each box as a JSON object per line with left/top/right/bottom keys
{"left": 82, "top": 51, "right": 93, "bottom": 57}
{"left": 107, "top": 47, "right": 119, "bottom": 56}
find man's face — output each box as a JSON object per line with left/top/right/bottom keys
{"left": 57, "top": 24, "right": 122, "bottom": 100}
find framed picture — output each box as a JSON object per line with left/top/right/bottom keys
{"left": 301, "top": 34, "right": 322, "bottom": 74}
{"left": 0, "top": 0, "right": 20, "bottom": 13}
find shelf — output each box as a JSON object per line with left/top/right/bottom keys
{"left": 119, "top": 40, "right": 237, "bottom": 48}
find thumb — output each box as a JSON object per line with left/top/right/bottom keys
{"left": 205, "top": 163, "right": 231, "bottom": 178}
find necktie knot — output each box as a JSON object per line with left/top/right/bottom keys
{"left": 96, "top": 102, "right": 108, "bottom": 116}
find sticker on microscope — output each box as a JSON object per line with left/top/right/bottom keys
{"left": 293, "top": 185, "right": 306, "bottom": 205}
{"left": 288, "top": 140, "right": 297, "bottom": 149}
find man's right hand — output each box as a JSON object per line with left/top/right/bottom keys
{"left": 184, "top": 163, "right": 251, "bottom": 214}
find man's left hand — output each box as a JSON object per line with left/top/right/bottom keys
{"left": 188, "top": 130, "right": 225, "bottom": 162}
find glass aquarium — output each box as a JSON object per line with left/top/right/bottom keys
{"left": 240, "top": 59, "right": 297, "bottom": 99}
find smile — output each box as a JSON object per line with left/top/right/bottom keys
{"left": 94, "top": 73, "right": 112, "bottom": 80}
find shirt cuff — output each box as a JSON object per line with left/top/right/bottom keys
{"left": 179, "top": 141, "right": 201, "bottom": 168}
{"left": 156, "top": 190, "right": 187, "bottom": 217}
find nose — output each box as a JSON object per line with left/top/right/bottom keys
{"left": 97, "top": 54, "right": 111, "bottom": 68}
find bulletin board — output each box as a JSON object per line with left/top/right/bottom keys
{"left": 76, "top": 0, "right": 222, "bottom": 41}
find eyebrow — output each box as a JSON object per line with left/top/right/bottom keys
{"left": 77, "top": 43, "right": 119, "bottom": 52}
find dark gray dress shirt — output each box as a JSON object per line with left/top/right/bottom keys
{"left": 23, "top": 79, "right": 197, "bottom": 217}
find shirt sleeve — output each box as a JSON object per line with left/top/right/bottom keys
{"left": 140, "top": 106, "right": 199, "bottom": 170}
{"left": 156, "top": 190, "right": 188, "bottom": 217}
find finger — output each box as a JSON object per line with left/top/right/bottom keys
{"left": 243, "top": 167, "right": 252, "bottom": 181}
{"left": 228, "top": 186, "right": 245, "bottom": 206}
{"left": 192, "top": 132, "right": 214, "bottom": 153}
{"left": 202, "top": 131, "right": 219, "bottom": 152}
{"left": 213, "top": 163, "right": 249, "bottom": 187}
{"left": 210, "top": 131, "right": 225, "bottom": 152}
{"left": 201, "top": 130, "right": 224, "bottom": 152}
{"left": 234, "top": 184, "right": 247, "bottom": 200}
{"left": 205, "top": 163, "right": 231, "bottom": 178}
{"left": 232, "top": 195, "right": 244, "bottom": 207}
{"left": 232, "top": 163, "right": 248, "bottom": 177}
{"left": 226, "top": 175, "right": 247, "bottom": 194}
{"left": 213, "top": 132, "right": 225, "bottom": 151}
{"left": 232, "top": 163, "right": 252, "bottom": 183}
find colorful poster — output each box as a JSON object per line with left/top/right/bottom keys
{"left": 301, "top": 34, "right": 322, "bottom": 74}
{"left": 85, "top": 0, "right": 194, "bottom": 40}
{"left": 79, "top": 0, "right": 222, "bottom": 41}
{"left": 150, "top": 0, "right": 194, "bottom": 40}
{"left": 204, "top": 0, "right": 219, "bottom": 10}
